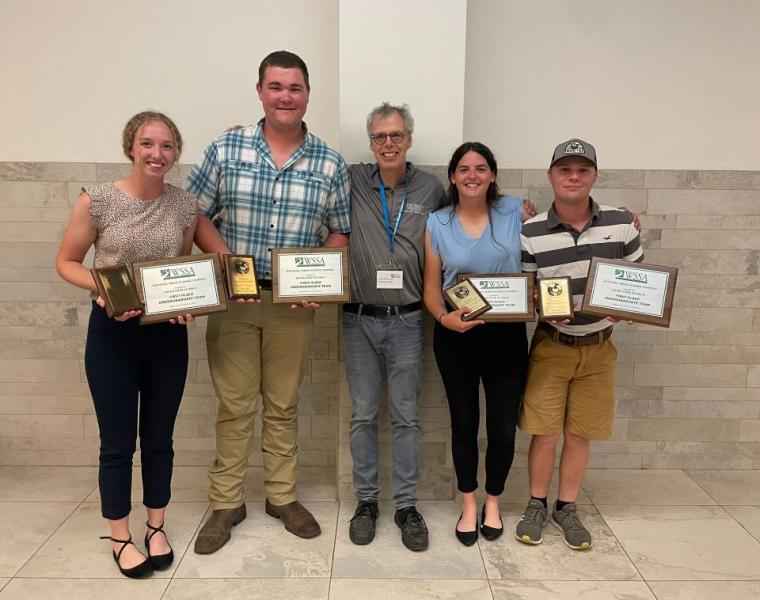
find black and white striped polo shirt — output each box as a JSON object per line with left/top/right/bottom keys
{"left": 521, "top": 199, "right": 643, "bottom": 336}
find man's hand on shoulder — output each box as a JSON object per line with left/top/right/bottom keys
{"left": 522, "top": 198, "right": 537, "bottom": 222}
{"left": 618, "top": 206, "right": 642, "bottom": 233}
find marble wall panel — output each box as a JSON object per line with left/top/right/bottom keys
{"left": 1, "top": 207, "right": 71, "bottom": 222}
{"left": 649, "top": 400, "right": 759, "bottom": 419}
{"left": 662, "top": 387, "right": 760, "bottom": 401}
{"left": 0, "top": 359, "right": 81, "bottom": 382}
{"left": 664, "top": 308, "right": 754, "bottom": 332}
{"left": 656, "top": 441, "right": 760, "bottom": 456}
{"left": 648, "top": 189, "right": 760, "bottom": 215}
{"left": 644, "top": 453, "right": 753, "bottom": 469}
{"left": 628, "top": 418, "right": 741, "bottom": 442}
{"left": 0, "top": 181, "right": 69, "bottom": 208}
{"left": 0, "top": 415, "right": 83, "bottom": 438}
{"left": 591, "top": 188, "right": 648, "bottom": 214}
{"left": 740, "top": 421, "right": 760, "bottom": 441}
{"left": 677, "top": 215, "right": 760, "bottom": 229}
{"left": 0, "top": 242, "right": 59, "bottom": 267}
{"left": 644, "top": 170, "right": 760, "bottom": 190}
{"left": 634, "top": 363, "right": 747, "bottom": 388}
{"left": 0, "top": 267, "right": 62, "bottom": 282}
{"left": 746, "top": 365, "right": 760, "bottom": 387}
{"left": 3, "top": 162, "right": 760, "bottom": 479}
{"left": 672, "top": 289, "right": 760, "bottom": 309}
{"left": 643, "top": 248, "right": 757, "bottom": 275}
{"left": 651, "top": 344, "right": 760, "bottom": 364}
{"left": 661, "top": 229, "right": 760, "bottom": 250}
{"left": 495, "top": 168, "right": 522, "bottom": 188}
{"left": 0, "top": 339, "right": 84, "bottom": 359}
{"left": 0, "top": 395, "right": 93, "bottom": 415}
{"left": 0, "top": 162, "right": 96, "bottom": 182}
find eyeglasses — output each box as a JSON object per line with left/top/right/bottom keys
{"left": 369, "top": 131, "right": 407, "bottom": 145}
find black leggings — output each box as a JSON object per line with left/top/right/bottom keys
{"left": 433, "top": 321, "right": 527, "bottom": 496}
{"left": 85, "top": 303, "right": 188, "bottom": 520}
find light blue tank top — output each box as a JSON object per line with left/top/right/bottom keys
{"left": 426, "top": 195, "right": 522, "bottom": 288}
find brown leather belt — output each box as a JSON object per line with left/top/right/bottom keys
{"left": 538, "top": 321, "right": 612, "bottom": 347}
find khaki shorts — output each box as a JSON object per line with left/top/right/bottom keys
{"left": 518, "top": 327, "right": 617, "bottom": 440}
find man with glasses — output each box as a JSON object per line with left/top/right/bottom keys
{"left": 343, "top": 102, "right": 446, "bottom": 551}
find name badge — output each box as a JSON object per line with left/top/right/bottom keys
{"left": 377, "top": 268, "right": 403, "bottom": 289}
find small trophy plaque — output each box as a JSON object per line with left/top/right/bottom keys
{"left": 537, "top": 276, "right": 574, "bottom": 321}
{"left": 224, "top": 254, "right": 259, "bottom": 300}
{"left": 442, "top": 277, "right": 492, "bottom": 321}
{"left": 91, "top": 265, "right": 143, "bottom": 318}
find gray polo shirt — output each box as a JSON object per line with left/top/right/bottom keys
{"left": 348, "top": 162, "right": 446, "bottom": 306}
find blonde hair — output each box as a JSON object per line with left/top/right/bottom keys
{"left": 122, "top": 111, "right": 183, "bottom": 162}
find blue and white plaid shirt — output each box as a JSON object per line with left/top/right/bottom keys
{"left": 187, "top": 119, "right": 351, "bottom": 278}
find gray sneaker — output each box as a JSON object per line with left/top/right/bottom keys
{"left": 551, "top": 502, "right": 592, "bottom": 550}
{"left": 515, "top": 499, "right": 548, "bottom": 545}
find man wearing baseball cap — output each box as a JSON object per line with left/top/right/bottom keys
{"left": 516, "top": 138, "right": 642, "bottom": 550}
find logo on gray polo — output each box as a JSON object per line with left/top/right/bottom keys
{"left": 564, "top": 141, "right": 585, "bottom": 155}
{"left": 614, "top": 268, "right": 647, "bottom": 283}
{"left": 160, "top": 266, "right": 195, "bottom": 280}
{"left": 295, "top": 256, "right": 325, "bottom": 267}
{"left": 405, "top": 202, "right": 428, "bottom": 215}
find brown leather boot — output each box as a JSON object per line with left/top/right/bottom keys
{"left": 193, "top": 505, "right": 247, "bottom": 554}
{"left": 265, "top": 499, "right": 321, "bottom": 539}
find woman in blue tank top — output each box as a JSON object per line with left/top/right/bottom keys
{"left": 423, "top": 142, "right": 531, "bottom": 546}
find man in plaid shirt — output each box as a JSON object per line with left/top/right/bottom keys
{"left": 188, "top": 51, "right": 350, "bottom": 553}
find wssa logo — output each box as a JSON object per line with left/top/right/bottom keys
{"left": 614, "top": 268, "right": 647, "bottom": 283}
{"left": 160, "top": 267, "right": 196, "bottom": 280}
{"left": 479, "top": 280, "right": 510, "bottom": 289}
{"left": 295, "top": 257, "right": 325, "bottom": 267}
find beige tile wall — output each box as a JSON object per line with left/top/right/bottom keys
{"left": 1, "top": 162, "right": 759, "bottom": 501}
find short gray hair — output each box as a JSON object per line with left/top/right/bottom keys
{"left": 366, "top": 102, "right": 415, "bottom": 137}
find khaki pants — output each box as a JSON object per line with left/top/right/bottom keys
{"left": 205, "top": 293, "right": 314, "bottom": 508}
{"left": 518, "top": 327, "right": 617, "bottom": 440}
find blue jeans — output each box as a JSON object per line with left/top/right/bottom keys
{"left": 342, "top": 307, "right": 423, "bottom": 509}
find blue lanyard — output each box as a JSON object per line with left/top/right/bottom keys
{"left": 379, "top": 178, "right": 407, "bottom": 256}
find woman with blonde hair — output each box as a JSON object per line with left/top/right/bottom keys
{"left": 57, "top": 111, "right": 203, "bottom": 577}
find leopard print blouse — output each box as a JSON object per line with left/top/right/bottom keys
{"left": 85, "top": 182, "right": 197, "bottom": 277}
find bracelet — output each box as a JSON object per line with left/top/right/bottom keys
{"left": 437, "top": 312, "right": 447, "bottom": 324}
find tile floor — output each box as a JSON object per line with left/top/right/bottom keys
{"left": 0, "top": 467, "right": 758, "bottom": 599}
